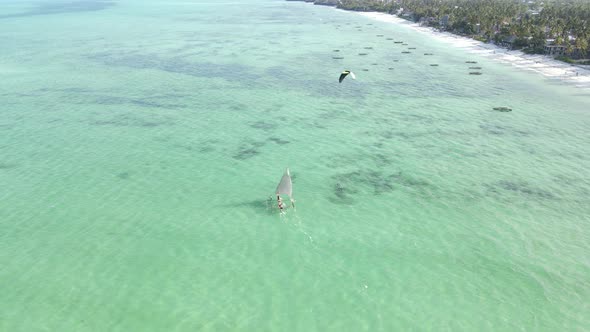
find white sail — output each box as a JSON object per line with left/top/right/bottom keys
{"left": 275, "top": 168, "right": 292, "bottom": 198}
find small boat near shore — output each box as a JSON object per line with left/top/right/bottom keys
{"left": 492, "top": 106, "right": 512, "bottom": 112}
{"left": 469, "top": 66, "right": 482, "bottom": 69}
{"left": 466, "top": 61, "right": 478, "bottom": 64}
{"left": 469, "top": 72, "right": 483, "bottom": 75}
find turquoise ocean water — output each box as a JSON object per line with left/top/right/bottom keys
{"left": 1, "top": 0, "right": 589, "bottom": 330}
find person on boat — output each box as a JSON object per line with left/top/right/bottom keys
{"left": 277, "top": 195, "right": 285, "bottom": 211}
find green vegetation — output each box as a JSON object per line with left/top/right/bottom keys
{"left": 555, "top": 55, "right": 575, "bottom": 64}
{"left": 303, "top": 0, "right": 590, "bottom": 59}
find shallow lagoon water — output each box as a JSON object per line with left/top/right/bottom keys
{"left": 1, "top": 0, "right": 589, "bottom": 331}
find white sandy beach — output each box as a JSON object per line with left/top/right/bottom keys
{"left": 356, "top": 11, "right": 590, "bottom": 89}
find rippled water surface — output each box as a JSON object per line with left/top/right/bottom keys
{"left": 1, "top": 0, "right": 589, "bottom": 331}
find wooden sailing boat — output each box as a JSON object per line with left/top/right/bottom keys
{"left": 275, "top": 168, "right": 295, "bottom": 211}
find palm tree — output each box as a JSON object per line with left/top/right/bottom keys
{"left": 575, "top": 36, "right": 588, "bottom": 58}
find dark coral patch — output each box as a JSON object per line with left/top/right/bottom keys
{"left": 117, "top": 172, "right": 131, "bottom": 180}
{"left": 487, "top": 180, "right": 555, "bottom": 199}
{"left": 0, "top": 163, "right": 17, "bottom": 170}
{"left": 0, "top": 0, "right": 115, "bottom": 19}
{"left": 250, "top": 121, "right": 277, "bottom": 131}
{"left": 233, "top": 148, "right": 260, "bottom": 160}
{"left": 269, "top": 137, "right": 290, "bottom": 145}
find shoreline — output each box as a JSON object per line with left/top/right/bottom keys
{"left": 355, "top": 11, "right": 590, "bottom": 89}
